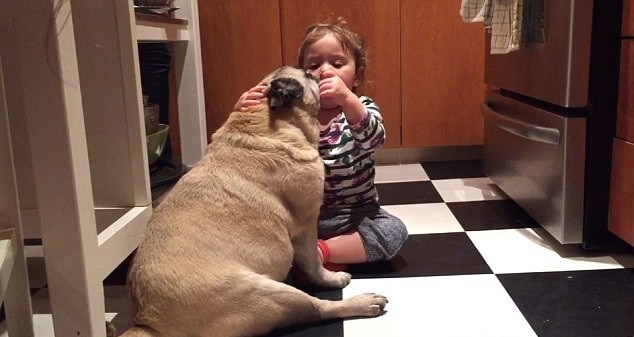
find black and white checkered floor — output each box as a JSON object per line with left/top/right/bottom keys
{"left": 3, "top": 160, "right": 634, "bottom": 337}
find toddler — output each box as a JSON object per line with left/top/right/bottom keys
{"left": 235, "top": 18, "right": 408, "bottom": 269}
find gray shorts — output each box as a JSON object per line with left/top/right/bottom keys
{"left": 318, "top": 202, "right": 408, "bottom": 262}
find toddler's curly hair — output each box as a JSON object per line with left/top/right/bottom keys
{"left": 296, "top": 17, "right": 368, "bottom": 87}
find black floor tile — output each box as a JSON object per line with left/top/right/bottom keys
{"left": 266, "top": 320, "right": 342, "bottom": 337}
{"left": 266, "top": 289, "right": 344, "bottom": 337}
{"left": 421, "top": 160, "right": 485, "bottom": 180}
{"left": 447, "top": 199, "right": 539, "bottom": 231}
{"left": 498, "top": 268, "right": 634, "bottom": 337}
{"left": 24, "top": 238, "right": 43, "bottom": 245}
{"left": 349, "top": 233, "right": 492, "bottom": 278}
{"left": 376, "top": 181, "right": 443, "bottom": 205}
{"left": 0, "top": 288, "right": 41, "bottom": 322}
{"left": 104, "top": 254, "right": 133, "bottom": 286}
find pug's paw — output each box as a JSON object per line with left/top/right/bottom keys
{"left": 315, "top": 270, "right": 351, "bottom": 289}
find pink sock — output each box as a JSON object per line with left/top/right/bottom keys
{"left": 316, "top": 239, "right": 330, "bottom": 264}
{"left": 317, "top": 240, "right": 348, "bottom": 271}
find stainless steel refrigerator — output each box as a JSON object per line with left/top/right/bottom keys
{"left": 482, "top": 0, "right": 623, "bottom": 248}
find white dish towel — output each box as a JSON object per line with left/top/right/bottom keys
{"left": 460, "top": 0, "right": 522, "bottom": 54}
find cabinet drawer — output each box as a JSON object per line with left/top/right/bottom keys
{"left": 608, "top": 138, "right": 634, "bottom": 246}
{"left": 617, "top": 40, "right": 634, "bottom": 142}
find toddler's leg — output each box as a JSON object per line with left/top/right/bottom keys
{"left": 317, "top": 204, "right": 408, "bottom": 263}
{"left": 354, "top": 207, "right": 408, "bottom": 262}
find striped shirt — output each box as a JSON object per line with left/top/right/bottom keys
{"left": 319, "top": 96, "right": 386, "bottom": 208}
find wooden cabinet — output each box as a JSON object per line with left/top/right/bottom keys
{"left": 279, "top": 0, "right": 401, "bottom": 148}
{"left": 401, "top": 0, "right": 485, "bottom": 147}
{"left": 608, "top": 34, "right": 634, "bottom": 245}
{"left": 198, "top": 0, "right": 282, "bottom": 138}
{"left": 617, "top": 40, "right": 634, "bottom": 141}
{"left": 608, "top": 139, "right": 634, "bottom": 245}
{"left": 200, "top": 0, "right": 484, "bottom": 149}
{"left": 624, "top": 0, "right": 633, "bottom": 37}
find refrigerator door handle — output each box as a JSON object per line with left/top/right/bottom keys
{"left": 482, "top": 103, "right": 560, "bottom": 145}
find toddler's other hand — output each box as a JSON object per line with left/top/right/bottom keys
{"left": 234, "top": 82, "right": 267, "bottom": 112}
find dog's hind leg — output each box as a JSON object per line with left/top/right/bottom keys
{"left": 228, "top": 273, "right": 387, "bottom": 337}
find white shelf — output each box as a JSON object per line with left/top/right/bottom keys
{"left": 0, "top": 229, "right": 15, "bottom": 301}
{"left": 135, "top": 4, "right": 208, "bottom": 167}
{"left": 95, "top": 206, "right": 152, "bottom": 280}
{"left": 1, "top": 0, "right": 206, "bottom": 336}
{"left": 135, "top": 14, "right": 190, "bottom": 41}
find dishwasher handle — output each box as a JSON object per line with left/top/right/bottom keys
{"left": 482, "top": 102, "right": 560, "bottom": 145}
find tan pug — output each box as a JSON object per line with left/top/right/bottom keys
{"left": 119, "top": 66, "right": 387, "bottom": 337}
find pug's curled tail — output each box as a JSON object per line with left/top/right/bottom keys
{"left": 118, "top": 326, "right": 155, "bottom": 337}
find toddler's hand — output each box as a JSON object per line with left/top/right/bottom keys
{"left": 234, "top": 82, "right": 267, "bottom": 112}
{"left": 318, "top": 70, "right": 354, "bottom": 109}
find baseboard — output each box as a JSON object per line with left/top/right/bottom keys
{"left": 375, "top": 146, "right": 483, "bottom": 165}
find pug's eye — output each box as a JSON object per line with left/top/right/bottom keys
{"left": 304, "top": 70, "right": 318, "bottom": 82}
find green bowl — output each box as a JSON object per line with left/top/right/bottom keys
{"left": 146, "top": 124, "right": 169, "bottom": 165}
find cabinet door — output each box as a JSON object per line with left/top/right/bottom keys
{"left": 608, "top": 138, "right": 634, "bottom": 246}
{"left": 618, "top": 40, "right": 634, "bottom": 142}
{"left": 198, "top": 0, "right": 282, "bottom": 137}
{"left": 624, "top": 0, "right": 633, "bottom": 37}
{"left": 280, "top": 0, "right": 401, "bottom": 148}
{"left": 401, "top": 0, "right": 485, "bottom": 147}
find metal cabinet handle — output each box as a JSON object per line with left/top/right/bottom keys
{"left": 482, "top": 103, "right": 560, "bottom": 145}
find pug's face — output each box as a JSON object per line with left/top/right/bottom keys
{"left": 264, "top": 66, "right": 320, "bottom": 115}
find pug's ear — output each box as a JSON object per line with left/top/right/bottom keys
{"left": 267, "top": 78, "right": 303, "bottom": 111}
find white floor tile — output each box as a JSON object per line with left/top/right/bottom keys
{"left": 432, "top": 177, "right": 507, "bottom": 202}
{"left": 382, "top": 203, "right": 464, "bottom": 234}
{"left": 467, "top": 228, "right": 625, "bottom": 274}
{"left": 24, "top": 245, "right": 44, "bottom": 258}
{"left": 343, "top": 275, "right": 536, "bottom": 337}
{"left": 0, "top": 312, "right": 121, "bottom": 337}
{"left": 0, "top": 286, "right": 133, "bottom": 337}
{"left": 375, "top": 164, "right": 429, "bottom": 183}
{"left": 612, "top": 253, "right": 634, "bottom": 268}
{"left": 0, "top": 314, "right": 56, "bottom": 337}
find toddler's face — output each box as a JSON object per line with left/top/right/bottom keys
{"left": 302, "top": 33, "right": 359, "bottom": 91}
